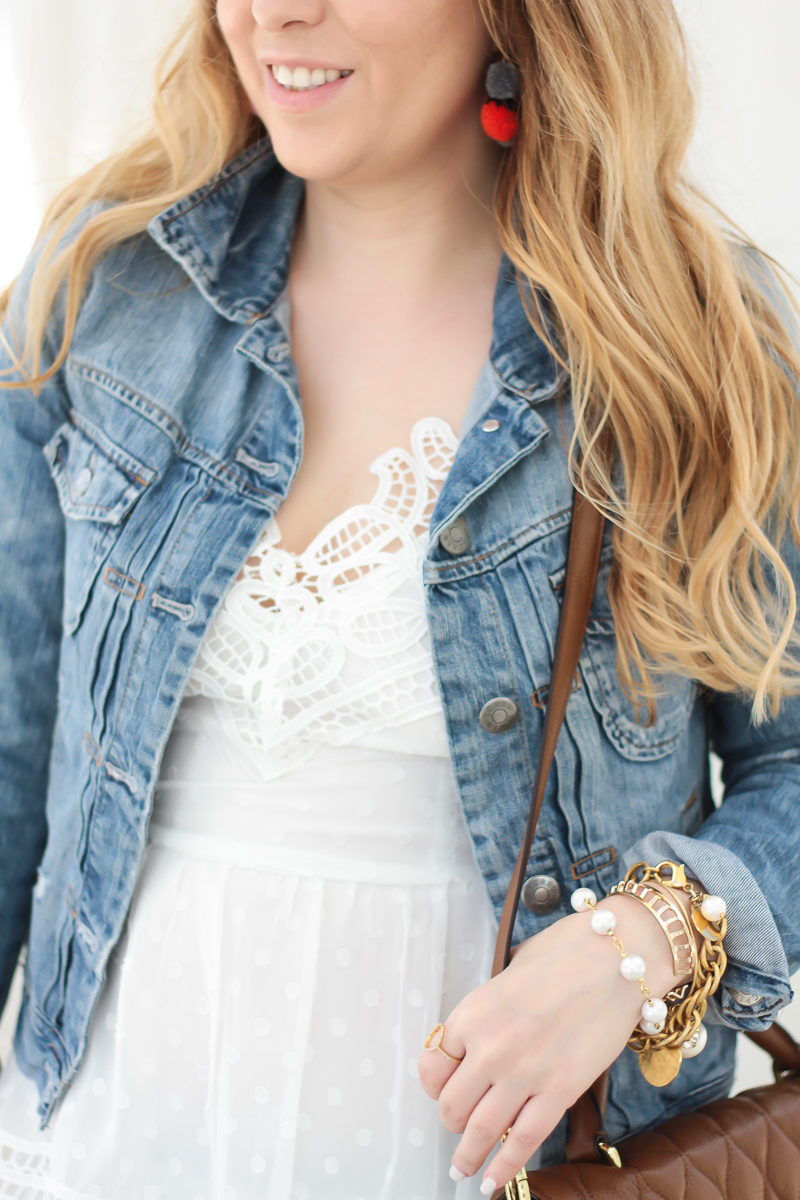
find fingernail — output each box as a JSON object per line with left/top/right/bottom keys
{"left": 449, "top": 1164, "right": 466, "bottom": 1182}
{"left": 480, "top": 1179, "right": 497, "bottom": 1196}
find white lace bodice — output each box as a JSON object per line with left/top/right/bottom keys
{"left": 179, "top": 415, "right": 458, "bottom": 779}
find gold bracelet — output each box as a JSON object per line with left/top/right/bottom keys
{"left": 609, "top": 879, "right": 696, "bottom": 981}
{"left": 622, "top": 861, "right": 727, "bottom": 1087}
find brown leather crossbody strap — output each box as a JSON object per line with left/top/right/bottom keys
{"left": 491, "top": 489, "right": 605, "bottom": 978}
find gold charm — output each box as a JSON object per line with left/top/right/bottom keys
{"left": 638, "top": 1046, "right": 682, "bottom": 1086}
{"left": 597, "top": 1140, "right": 623, "bottom": 1168}
{"left": 504, "top": 1168, "right": 531, "bottom": 1199}
{"left": 691, "top": 908, "right": 722, "bottom": 941}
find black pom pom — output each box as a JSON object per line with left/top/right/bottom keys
{"left": 485, "top": 60, "right": 520, "bottom": 103}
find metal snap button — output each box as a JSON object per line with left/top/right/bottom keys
{"left": 479, "top": 696, "right": 519, "bottom": 732}
{"left": 73, "top": 466, "right": 93, "bottom": 497}
{"left": 267, "top": 342, "right": 290, "bottom": 363}
{"left": 521, "top": 875, "right": 562, "bottom": 915}
{"left": 439, "top": 516, "right": 471, "bottom": 555}
{"left": 729, "top": 989, "right": 762, "bottom": 1007}
{"left": 481, "top": 418, "right": 500, "bottom": 432}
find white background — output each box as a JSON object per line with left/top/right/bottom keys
{"left": 0, "top": 0, "right": 798, "bottom": 1093}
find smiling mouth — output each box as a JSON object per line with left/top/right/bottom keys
{"left": 270, "top": 65, "right": 354, "bottom": 92}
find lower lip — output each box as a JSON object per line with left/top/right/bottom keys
{"left": 264, "top": 66, "right": 352, "bottom": 113}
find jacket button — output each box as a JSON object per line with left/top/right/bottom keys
{"left": 521, "top": 875, "right": 562, "bottom": 915}
{"left": 439, "top": 516, "right": 471, "bottom": 555}
{"left": 479, "top": 696, "right": 519, "bottom": 732}
{"left": 73, "top": 466, "right": 93, "bottom": 496}
{"left": 729, "top": 988, "right": 762, "bottom": 1007}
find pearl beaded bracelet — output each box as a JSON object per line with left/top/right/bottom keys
{"left": 570, "top": 886, "right": 661, "bottom": 1025}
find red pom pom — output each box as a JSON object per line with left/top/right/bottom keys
{"left": 480, "top": 100, "right": 518, "bottom": 145}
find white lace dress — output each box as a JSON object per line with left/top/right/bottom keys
{"left": 0, "top": 416, "right": 499, "bottom": 1200}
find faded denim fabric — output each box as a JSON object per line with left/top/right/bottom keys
{"left": 1, "top": 140, "right": 799, "bottom": 1164}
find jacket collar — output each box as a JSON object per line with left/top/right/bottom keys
{"left": 148, "top": 139, "right": 567, "bottom": 404}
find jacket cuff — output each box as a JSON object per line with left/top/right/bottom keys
{"left": 618, "top": 831, "right": 793, "bottom": 1031}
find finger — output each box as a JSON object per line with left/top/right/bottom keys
{"left": 417, "top": 1022, "right": 466, "bottom": 1098}
{"left": 447, "top": 1084, "right": 526, "bottom": 1184}
{"left": 437, "top": 1061, "right": 493, "bottom": 1134}
{"left": 478, "top": 1092, "right": 565, "bottom": 1194}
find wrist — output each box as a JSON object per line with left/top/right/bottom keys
{"left": 569, "top": 887, "right": 687, "bottom": 1020}
{"left": 600, "top": 893, "right": 689, "bottom": 996}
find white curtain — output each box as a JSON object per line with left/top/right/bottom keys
{"left": 0, "top": 0, "right": 189, "bottom": 282}
{"left": 0, "top": 0, "right": 798, "bottom": 1087}
{"left": 675, "top": 0, "right": 800, "bottom": 281}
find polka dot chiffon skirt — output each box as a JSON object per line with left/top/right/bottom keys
{"left": 0, "top": 418, "right": 499, "bottom": 1199}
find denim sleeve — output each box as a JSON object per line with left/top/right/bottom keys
{"left": 621, "top": 252, "right": 800, "bottom": 1033}
{"left": 0, "top": 256, "right": 70, "bottom": 1018}
{"left": 619, "top": 759, "right": 797, "bottom": 1034}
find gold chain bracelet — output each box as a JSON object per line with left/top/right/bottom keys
{"left": 571, "top": 861, "right": 727, "bottom": 1087}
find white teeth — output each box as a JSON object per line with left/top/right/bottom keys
{"left": 270, "top": 64, "right": 351, "bottom": 91}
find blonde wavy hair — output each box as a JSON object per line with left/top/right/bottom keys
{"left": 3, "top": 0, "right": 800, "bottom": 723}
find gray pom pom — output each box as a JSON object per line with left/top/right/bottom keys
{"left": 486, "top": 60, "right": 520, "bottom": 103}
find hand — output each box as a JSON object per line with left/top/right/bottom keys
{"left": 417, "top": 894, "right": 688, "bottom": 1193}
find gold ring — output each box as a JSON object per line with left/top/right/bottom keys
{"left": 424, "top": 1023, "right": 464, "bottom": 1064}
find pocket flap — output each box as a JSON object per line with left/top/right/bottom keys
{"left": 43, "top": 412, "right": 155, "bottom": 525}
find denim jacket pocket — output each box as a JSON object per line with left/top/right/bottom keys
{"left": 43, "top": 412, "right": 156, "bottom": 635}
{"left": 579, "top": 619, "right": 696, "bottom": 761}
{"left": 549, "top": 552, "right": 695, "bottom": 761}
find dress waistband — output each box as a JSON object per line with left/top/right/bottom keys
{"left": 148, "top": 742, "right": 483, "bottom": 886}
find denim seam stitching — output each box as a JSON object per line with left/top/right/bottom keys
{"left": 66, "top": 406, "right": 156, "bottom": 485}
{"left": 110, "top": 477, "right": 216, "bottom": 763}
{"left": 480, "top": 574, "right": 534, "bottom": 796}
{"left": 426, "top": 506, "right": 572, "bottom": 583}
{"left": 67, "top": 359, "right": 277, "bottom": 501}
{"left": 570, "top": 847, "right": 617, "bottom": 880}
{"left": 102, "top": 567, "right": 145, "bottom": 601}
{"left": 158, "top": 142, "right": 273, "bottom": 228}
{"left": 151, "top": 592, "right": 196, "bottom": 621}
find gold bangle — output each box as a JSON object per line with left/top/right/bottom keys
{"left": 609, "top": 879, "right": 696, "bottom": 980}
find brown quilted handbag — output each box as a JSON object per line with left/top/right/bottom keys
{"left": 506, "top": 1025, "right": 800, "bottom": 1199}
{"left": 489, "top": 493, "right": 800, "bottom": 1199}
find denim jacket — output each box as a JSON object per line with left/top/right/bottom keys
{"left": 1, "top": 139, "right": 798, "bottom": 1162}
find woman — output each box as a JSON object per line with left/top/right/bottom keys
{"left": 1, "top": 0, "right": 799, "bottom": 1196}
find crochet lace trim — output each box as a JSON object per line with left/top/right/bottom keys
{"left": 179, "top": 416, "right": 458, "bottom": 774}
{"left": 0, "top": 1133, "right": 87, "bottom": 1200}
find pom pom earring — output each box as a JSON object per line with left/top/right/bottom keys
{"left": 480, "top": 58, "right": 521, "bottom": 147}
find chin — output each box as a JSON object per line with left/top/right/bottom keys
{"left": 265, "top": 133, "right": 370, "bottom": 188}
{"left": 269, "top": 150, "right": 344, "bottom": 183}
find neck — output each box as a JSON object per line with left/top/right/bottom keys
{"left": 291, "top": 138, "right": 505, "bottom": 298}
